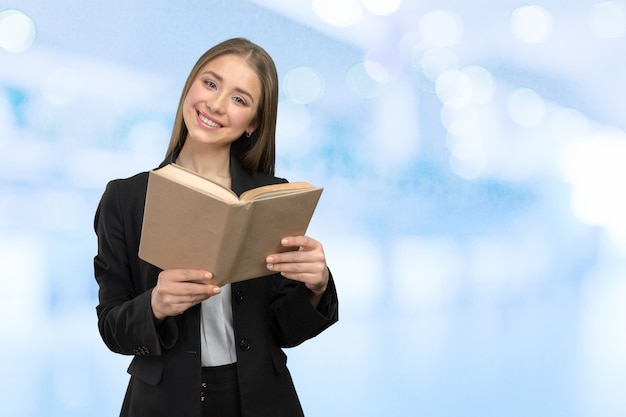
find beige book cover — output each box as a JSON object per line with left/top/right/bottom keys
{"left": 138, "top": 164, "right": 323, "bottom": 286}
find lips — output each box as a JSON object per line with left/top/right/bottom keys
{"left": 197, "top": 111, "right": 221, "bottom": 128}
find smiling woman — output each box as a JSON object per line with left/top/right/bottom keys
{"left": 93, "top": 38, "right": 338, "bottom": 417}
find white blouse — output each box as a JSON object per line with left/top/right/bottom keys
{"left": 200, "top": 284, "right": 237, "bottom": 366}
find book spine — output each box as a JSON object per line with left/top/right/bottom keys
{"left": 212, "top": 203, "right": 251, "bottom": 285}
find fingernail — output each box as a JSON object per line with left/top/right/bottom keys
{"left": 266, "top": 256, "right": 273, "bottom": 263}
{"left": 267, "top": 263, "right": 273, "bottom": 270}
{"left": 281, "top": 238, "right": 288, "bottom": 245}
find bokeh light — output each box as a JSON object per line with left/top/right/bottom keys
{"left": 441, "top": 105, "right": 479, "bottom": 136}
{"left": 435, "top": 69, "right": 472, "bottom": 108}
{"left": 507, "top": 87, "right": 546, "bottom": 127}
{"left": 364, "top": 47, "right": 404, "bottom": 83}
{"left": 418, "top": 47, "right": 460, "bottom": 81}
{"left": 0, "top": 236, "right": 46, "bottom": 333}
{"left": 0, "top": 9, "right": 36, "bottom": 52}
{"left": 361, "top": 0, "right": 402, "bottom": 16}
{"left": 328, "top": 235, "right": 381, "bottom": 313}
{"left": 283, "top": 66, "right": 324, "bottom": 104}
{"left": 446, "top": 129, "right": 484, "bottom": 161}
{"left": 511, "top": 5, "right": 553, "bottom": 44}
{"left": 346, "top": 62, "right": 386, "bottom": 98}
{"left": 312, "top": 0, "right": 362, "bottom": 27}
{"left": 419, "top": 10, "right": 463, "bottom": 47}
{"left": 561, "top": 129, "right": 626, "bottom": 237}
{"left": 462, "top": 66, "right": 496, "bottom": 105}
{"left": 450, "top": 150, "right": 486, "bottom": 179}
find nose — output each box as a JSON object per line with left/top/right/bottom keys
{"left": 207, "top": 92, "right": 227, "bottom": 114}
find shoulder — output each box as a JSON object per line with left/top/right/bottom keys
{"left": 101, "top": 171, "right": 149, "bottom": 199}
{"left": 107, "top": 170, "right": 150, "bottom": 189}
{"left": 96, "top": 171, "right": 150, "bottom": 221}
{"left": 250, "top": 171, "right": 288, "bottom": 187}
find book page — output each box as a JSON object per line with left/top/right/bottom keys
{"left": 240, "top": 181, "right": 317, "bottom": 201}
{"left": 230, "top": 187, "right": 323, "bottom": 281}
{"left": 139, "top": 172, "right": 237, "bottom": 278}
{"left": 155, "top": 164, "right": 240, "bottom": 203}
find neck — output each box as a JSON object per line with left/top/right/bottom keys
{"left": 176, "top": 141, "right": 231, "bottom": 182}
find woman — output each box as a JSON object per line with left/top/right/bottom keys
{"left": 94, "top": 38, "right": 338, "bottom": 417}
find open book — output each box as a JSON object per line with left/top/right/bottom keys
{"left": 138, "top": 163, "right": 323, "bottom": 286}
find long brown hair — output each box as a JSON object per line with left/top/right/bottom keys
{"left": 165, "top": 38, "right": 278, "bottom": 175}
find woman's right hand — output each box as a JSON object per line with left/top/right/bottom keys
{"left": 150, "top": 269, "right": 221, "bottom": 324}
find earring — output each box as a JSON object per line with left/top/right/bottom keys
{"left": 246, "top": 131, "right": 252, "bottom": 138}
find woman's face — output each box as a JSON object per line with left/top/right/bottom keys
{"left": 182, "top": 54, "right": 261, "bottom": 150}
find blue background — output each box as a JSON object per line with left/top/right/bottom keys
{"left": 1, "top": 0, "right": 626, "bottom": 416}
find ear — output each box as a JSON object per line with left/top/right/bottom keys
{"left": 246, "top": 121, "right": 258, "bottom": 137}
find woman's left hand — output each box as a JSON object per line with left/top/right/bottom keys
{"left": 266, "top": 236, "right": 329, "bottom": 306}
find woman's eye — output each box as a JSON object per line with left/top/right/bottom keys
{"left": 233, "top": 96, "right": 246, "bottom": 105}
{"left": 204, "top": 80, "right": 217, "bottom": 89}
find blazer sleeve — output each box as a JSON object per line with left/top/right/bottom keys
{"left": 269, "top": 270, "right": 339, "bottom": 348}
{"left": 94, "top": 179, "right": 178, "bottom": 356}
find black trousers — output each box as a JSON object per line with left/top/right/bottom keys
{"left": 201, "top": 364, "right": 242, "bottom": 417}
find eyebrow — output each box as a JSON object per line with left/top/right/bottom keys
{"left": 201, "top": 70, "right": 256, "bottom": 104}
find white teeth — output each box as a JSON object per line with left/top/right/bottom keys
{"left": 198, "top": 113, "right": 220, "bottom": 128}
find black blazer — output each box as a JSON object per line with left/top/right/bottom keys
{"left": 94, "top": 155, "right": 338, "bottom": 417}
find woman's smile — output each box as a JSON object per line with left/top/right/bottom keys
{"left": 197, "top": 110, "right": 221, "bottom": 129}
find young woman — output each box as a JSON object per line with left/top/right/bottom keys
{"left": 94, "top": 38, "right": 338, "bottom": 417}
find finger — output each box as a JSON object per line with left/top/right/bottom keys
{"left": 166, "top": 284, "right": 221, "bottom": 306}
{"left": 279, "top": 236, "right": 319, "bottom": 251}
{"left": 160, "top": 269, "right": 213, "bottom": 283}
{"left": 152, "top": 280, "right": 219, "bottom": 319}
{"left": 180, "top": 269, "right": 214, "bottom": 282}
{"left": 184, "top": 282, "right": 221, "bottom": 296}
{"left": 157, "top": 280, "right": 221, "bottom": 298}
{"left": 266, "top": 249, "right": 325, "bottom": 266}
{"left": 269, "top": 260, "right": 326, "bottom": 275}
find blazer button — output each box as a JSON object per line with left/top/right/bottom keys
{"left": 133, "top": 346, "right": 149, "bottom": 355}
{"left": 235, "top": 290, "right": 244, "bottom": 303}
{"left": 137, "top": 346, "right": 150, "bottom": 355}
{"left": 239, "top": 339, "right": 251, "bottom": 351}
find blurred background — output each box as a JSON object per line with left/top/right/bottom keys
{"left": 1, "top": 0, "right": 626, "bottom": 416}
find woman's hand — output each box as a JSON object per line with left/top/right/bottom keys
{"left": 151, "top": 269, "right": 221, "bottom": 324}
{"left": 266, "top": 236, "right": 329, "bottom": 308}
